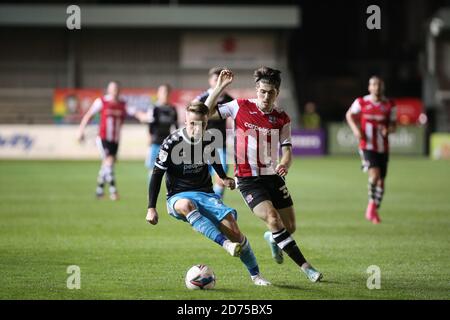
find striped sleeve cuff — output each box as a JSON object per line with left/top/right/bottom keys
{"left": 154, "top": 163, "right": 167, "bottom": 170}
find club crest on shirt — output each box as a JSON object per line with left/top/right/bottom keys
{"left": 268, "top": 115, "right": 277, "bottom": 124}
{"left": 245, "top": 194, "right": 254, "bottom": 203}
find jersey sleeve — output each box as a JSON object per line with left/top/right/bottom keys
{"left": 222, "top": 93, "right": 234, "bottom": 103}
{"left": 195, "top": 91, "right": 209, "bottom": 103}
{"left": 280, "top": 115, "right": 292, "bottom": 147}
{"left": 218, "top": 99, "right": 240, "bottom": 119}
{"left": 350, "top": 98, "right": 362, "bottom": 114}
{"left": 154, "top": 138, "right": 172, "bottom": 170}
{"left": 89, "top": 98, "right": 103, "bottom": 115}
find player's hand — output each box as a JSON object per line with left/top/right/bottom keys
{"left": 222, "top": 177, "right": 236, "bottom": 190}
{"left": 217, "top": 70, "right": 233, "bottom": 89}
{"left": 77, "top": 130, "right": 85, "bottom": 143}
{"left": 146, "top": 208, "right": 159, "bottom": 225}
{"left": 381, "top": 126, "right": 388, "bottom": 137}
{"left": 353, "top": 129, "right": 362, "bottom": 140}
{"left": 276, "top": 164, "right": 288, "bottom": 177}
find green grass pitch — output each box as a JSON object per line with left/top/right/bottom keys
{"left": 0, "top": 157, "right": 449, "bottom": 299}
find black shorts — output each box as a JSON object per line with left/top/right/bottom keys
{"left": 237, "top": 175, "right": 293, "bottom": 211}
{"left": 360, "top": 149, "right": 389, "bottom": 178}
{"left": 101, "top": 139, "right": 119, "bottom": 157}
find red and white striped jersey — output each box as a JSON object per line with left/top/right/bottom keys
{"left": 218, "top": 98, "right": 291, "bottom": 177}
{"left": 350, "top": 95, "right": 397, "bottom": 153}
{"left": 91, "top": 95, "right": 129, "bottom": 143}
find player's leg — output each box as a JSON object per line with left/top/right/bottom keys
{"left": 264, "top": 206, "right": 296, "bottom": 264}
{"left": 277, "top": 206, "right": 296, "bottom": 234}
{"left": 172, "top": 197, "right": 241, "bottom": 257}
{"left": 362, "top": 150, "right": 382, "bottom": 223}
{"left": 218, "top": 214, "right": 270, "bottom": 286}
{"left": 103, "top": 154, "right": 119, "bottom": 200}
{"left": 375, "top": 154, "right": 388, "bottom": 210}
{"left": 262, "top": 175, "right": 295, "bottom": 264}
{"left": 366, "top": 166, "right": 381, "bottom": 223}
{"left": 370, "top": 154, "right": 388, "bottom": 224}
{"left": 237, "top": 178, "right": 284, "bottom": 263}
{"left": 276, "top": 206, "right": 322, "bottom": 281}
{"left": 95, "top": 137, "right": 107, "bottom": 198}
{"left": 96, "top": 163, "right": 106, "bottom": 198}
{"left": 252, "top": 201, "right": 322, "bottom": 282}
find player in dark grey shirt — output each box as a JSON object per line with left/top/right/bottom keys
{"left": 146, "top": 101, "right": 270, "bottom": 286}
{"left": 136, "top": 84, "right": 178, "bottom": 176}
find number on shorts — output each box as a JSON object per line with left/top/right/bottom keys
{"left": 279, "top": 185, "right": 290, "bottom": 199}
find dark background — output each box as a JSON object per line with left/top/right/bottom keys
{"left": 3, "top": 0, "right": 449, "bottom": 124}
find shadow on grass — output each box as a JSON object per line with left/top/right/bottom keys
{"left": 314, "top": 279, "right": 340, "bottom": 284}
{"left": 272, "top": 284, "right": 310, "bottom": 291}
{"left": 204, "top": 288, "right": 241, "bottom": 294}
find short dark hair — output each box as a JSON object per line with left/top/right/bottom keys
{"left": 186, "top": 101, "right": 209, "bottom": 116}
{"left": 209, "top": 67, "right": 226, "bottom": 77}
{"left": 254, "top": 67, "right": 281, "bottom": 90}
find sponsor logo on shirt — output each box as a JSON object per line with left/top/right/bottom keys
{"left": 244, "top": 122, "right": 273, "bottom": 135}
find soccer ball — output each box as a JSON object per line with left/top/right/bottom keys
{"left": 185, "top": 264, "right": 216, "bottom": 290}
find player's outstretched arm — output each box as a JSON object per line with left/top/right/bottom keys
{"left": 146, "top": 167, "right": 165, "bottom": 225}
{"left": 77, "top": 103, "right": 99, "bottom": 142}
{"left": 345, "top": 107, "right": 362, "bottom": 140}
{"left": 134, "top": 110, "right": 149, "bottom": 123}
{"left": 204, "top": 69, "right": 234, "bottom": 118}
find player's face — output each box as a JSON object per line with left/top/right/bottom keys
{"left": 368, "top": 78, "right": 384, "bottom": 97}
{"left": 256, "top": 82, "right": 279, "bottom": 110}
{"left": 157, "top": 85, "right": 170, "bottom": 104}
{"left": 185, "top": 112, "right": 208, "bottom": 140}
{"left": 107, "top": 82, "right": 120, "bottom": 99}
{"left": 209, "top": 74, "right": 219, "bottom": 88}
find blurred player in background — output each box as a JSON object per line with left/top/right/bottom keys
{"left": 146, "top": 102, "right": 270, "bottom": 286}
{"left": 193, "top": 67, "right": 234, "bottom": 199}
{"left": 135, "top": 84, "right": 178, "bottom": 177}
{"left": 77, "top": 81, "right": 136, "bottom": 200}
{"left": 205, "top": 68, "right": 323, "bottom": 283}
{"left": 301, "top": 101, "right": 321, "bottom": 129}
{"left": 346, "top": 76, "right": 397, "bottom": 224}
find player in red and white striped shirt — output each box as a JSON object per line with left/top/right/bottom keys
{"left": 205, "top": 67, "right": 322, "bottom": 283}
{"left": 77, "top": 81, "right": 136, "bottom": 200}
{"left": 346, "top": 76, "right": 397, "bottom": 223}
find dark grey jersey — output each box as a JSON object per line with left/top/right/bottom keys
{"left": 154, "top": 128, "right": 216, "bottom": 197}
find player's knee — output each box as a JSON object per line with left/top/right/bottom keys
{"left": 174, "top": 199, "right": 196, "bottom": 215}
{"left": 104, "top": 156, "right": 115, "bottom": 166}
{"left": 266, "top": 208, "right": 283, "bottom": 229}
{"left": 369, "top": 175, "right": 380, "bottom": 184}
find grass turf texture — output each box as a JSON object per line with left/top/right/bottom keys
{"left": 0, "top": 157, "right": 449, "bottom": 300}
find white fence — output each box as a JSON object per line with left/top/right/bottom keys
{"left": 0, "top": 124, "right": 148, "bottom": 160}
